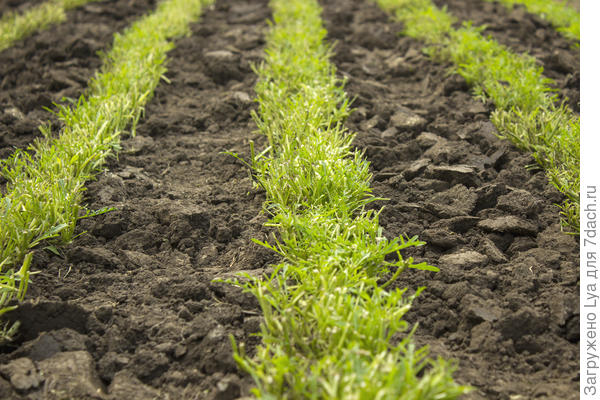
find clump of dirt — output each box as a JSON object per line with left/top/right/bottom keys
{"left": 323, "top": 0, "right": 578, "bottom": 398}
{"left": 434, "top": 0, "right": 580, "bottom": 112}
{"left": 0, "top": 0, "right": 579, "bottom": 398}
{"left": 0, "top": 0, "right": 157, "bottom": 158}
{"left": 1, "top": 0, "right": 271, "bottom": 398}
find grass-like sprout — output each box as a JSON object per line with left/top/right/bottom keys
{"left": 375, "top": 0, "right": 580, "bottom": 233}
{"left": 221, "top": 0, "right": 471, "bottom": 397}
{"left": 0, "top": 0, "right": 214, "bottom": 341}
{"left": 0, "top": 0, "right": 102, "bottom": 52}
{"left": 483, "top": 0, "right": 579, "bottom": 43}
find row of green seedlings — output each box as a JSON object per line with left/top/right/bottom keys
{"left": 374, "top": 0, "right": 580, "bottom": 233}
{"left": 0, "top": 0, "right": 99, "bottom": 52}
{"left": 222, "top": 0, "right": 470, "bottom": 398}
{"left": 0, "top": 0, "right": 214, "bottom": 340}
{"left": 483, "top": 0, "right": 579, "bottom": 42}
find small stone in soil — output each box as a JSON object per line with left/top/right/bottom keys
{"left": 0, "top": 358, "right": 42, "bottom": 391}
{"left": 439, "top": 251, "right": 489, "bottom": 270}
{"left": 425, "top": 164, "right": 481, "bottom": 187}
{"left": 389, "top": 107, "right": 427, "bottom": 130}
{"left": 478, "top": 216, "right": 538, "bottom": 236}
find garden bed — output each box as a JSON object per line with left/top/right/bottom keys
{"left": 0, "top": 0, "right": 579, "bottom": 398}
{"left": 0, "top": 0, "right": 157, "bottom": 157}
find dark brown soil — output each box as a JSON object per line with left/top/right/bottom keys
{"left": 0, "top": 0, "right": 45, "bottom": 16}
{"left": 324, "top": 0, "right": 578, "bottom": 398}
{"left": 0, "top": 0, "right": 579, "bottom": 399}
{"left": 436, "top": 0, "right": 580, "bottom": 112}
{"left": 0, "top": 0, "right": 157, "bottom": 159}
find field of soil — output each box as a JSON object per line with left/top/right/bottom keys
{"left": 0, "top": 0, "right": 579, "bottom": 399}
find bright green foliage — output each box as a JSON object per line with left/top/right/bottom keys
{"left": 223, "top": 0, "right": 471, "bottom": 398}
{"left": 0, "top": 0, "right": 213, "bottom": 340}
{"left": 374, "top": 0, "right": 580, "bottom": 233}
{"left": 441, "top": 25, "right": 553, "bottom": 112}
{"left": 0, "top": 0, "right": 100, "bottom": 52}
{"left": 0, "top": 253, "right": 32, "bottom": 339}
{"left": 484, "top": 0, "right": 580, "bottom": 42}
{"left": 376, "top": 0, "right": 453, "bottom": 43}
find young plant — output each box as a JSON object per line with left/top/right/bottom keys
{"left": 0, "top": 0, "right": 102, "bottom": 52}
{"left": 374, "top": 0, "right": 580, "bottom": 233}
{"left": 483, "top": 0, "right": 579, "bottom": 42}
{"left": 223, "top": 0, "right": 470, "bottom": 397}
{"left": 0, "top": 0, "right": 214, "bottom": 341}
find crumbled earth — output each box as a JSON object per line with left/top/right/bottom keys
{"left": 0, "top": 0, "right": 579, "bottom": 399}
{"left": 0, "top": 0, "right": 45, "bottom": 15}
{"left": 0, "top": 0, "right": 157, "bottom": 158}
{"left": 323, "top": 0, "right": 578, "bottom": 398}
{"left": 435, "top": 0, "right": 580, "bottom": 112}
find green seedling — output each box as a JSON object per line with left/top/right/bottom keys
{"left": 483, "top": 0, "right": 579, "bottom": 42}
{"left": 0, "top": 0, "right": 214, "bottom": 341}
{"left": 0, "top": 0, "right": 101, "bottom": 52}
{"left": 222, "top": 0, "right": 471, "bottom": 397}
{"left": 374, "top": 0, "right": 580, "bottom": 233}
{"left": 0, "top": 252, "right": 34, "bottom": 340}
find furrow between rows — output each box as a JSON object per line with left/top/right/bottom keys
{"left": 0, "top": 0, "right": 158, "bottom": 156}
{"left": 321, "top": 0, "right": 578, "bottom": 397}
{"left": 374, "top": 0, "right": 580, "bottom": 232}
{"left": 0, "top": 0, "right": 213, "bottom": 339}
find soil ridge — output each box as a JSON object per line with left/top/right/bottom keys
{"left": 321, "top": 0, "right": 579, "bottom": 398}
{"left": 433, "top": 0, "right": 580, "bottom": 112}
{"left": 1, "top": 0, "right": 271, "bottom": 398}
{"left": 0, "top": 0, "right": 158, "bottom": 158}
